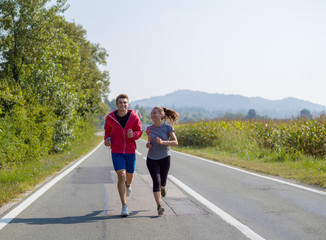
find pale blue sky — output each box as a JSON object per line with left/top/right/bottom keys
{"left": 63, "top": 0, "right": 326, "bottom": 106}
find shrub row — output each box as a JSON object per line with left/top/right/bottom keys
{"left": 175, "top": 116, "right": 326, "bottom": 160}
{"left": 0, "top": 104, "right": 98, "bottom": 170}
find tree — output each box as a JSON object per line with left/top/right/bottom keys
{"left": 300, "top": 109, "right": 310, "bottom": 119}
{"left": 222, "top": 112, "right": 245, "bottom": 120}
{"left": 0, "top": 0, "right": 69, "bottom": 84}
{"left": 59, "top": 21, "right": 110, "bottom": 117}
{"left": 134, "top": 104, "right": 151, "bottom": 124}
{"left": 246, "top": 109, "right": 257, "bottom": 119}
{"left": 0, "top": 0, "right": 110, "bottom": 153}
{"left": 104, "top": 98, "right": 117, "bottom": 112}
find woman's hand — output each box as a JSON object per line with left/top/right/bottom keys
{"left": 154, "top": 132, "right": 178, "bottom": 146}
{"left": 155, "top": 137, "right": 163, "bottom": 144}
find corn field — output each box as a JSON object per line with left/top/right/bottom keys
{"left": 175, "top": 116, "right": 326, "bottom": 160}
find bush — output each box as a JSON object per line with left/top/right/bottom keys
{"left": 0, "top": 105, "right": 56, "bottom": 168}
{"left": 175, "top": 121, "right": 219, "bottom": 147}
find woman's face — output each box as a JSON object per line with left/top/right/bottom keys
{"left": 151, "top": 108, "right": 163, "bottom": 122}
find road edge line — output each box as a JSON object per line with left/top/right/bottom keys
{"left": 0, "top": 142, "right": 103, "bottom": 231}
{"left": 169, "top": 175, "right": 265, "bottom": 240}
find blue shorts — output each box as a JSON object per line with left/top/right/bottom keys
{"left": 111, "top": 153, "right": 136, "bottom": 173}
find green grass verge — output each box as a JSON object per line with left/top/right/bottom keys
{"left": 141, "top": 134, "right": 326, "bottom": 189}
{"left": 0, "top": 133, "right": 103, "bottom": 207}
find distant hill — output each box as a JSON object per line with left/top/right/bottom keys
{"left": 130, "top": 90, "right": 326, "bottom": 119}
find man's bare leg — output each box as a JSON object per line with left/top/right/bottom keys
{"left": 125, "top": 172, "right": 134, "bottom": 187}
{"left": 116, "top": 169, "right": 127, "bottom": 205}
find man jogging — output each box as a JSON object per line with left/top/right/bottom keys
{"left": 104, "top": 94, "right": 142, "bottom": 216}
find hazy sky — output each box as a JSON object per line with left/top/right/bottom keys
{"left": 63, "top": 0, "right": 326, "bottom": 106}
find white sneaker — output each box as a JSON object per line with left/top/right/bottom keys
{"left": 126, "top": 185, "right": 132, "bottom": 197}
{"left": 121, "top": 204, "right": 129, "bottom": 217}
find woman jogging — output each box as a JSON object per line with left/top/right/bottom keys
{"left": 145, "top": 106, "right": 179, "bottom": 216}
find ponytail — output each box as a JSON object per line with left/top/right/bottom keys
{"left": 163, "top": 107, "right": 179, "bottom": 124}
{"left": 153, "top": 106, "right": 179, "bottom": 124}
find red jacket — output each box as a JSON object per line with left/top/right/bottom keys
{"left": 104, "top": 110, "right": 142, "bottom": 154}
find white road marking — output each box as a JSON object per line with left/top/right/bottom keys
{"left": 169, "top": 175, "right": 265, "bottom": 240}
{"left": 173, "top": 150, "right": 326, "bottom": 196}
{"left": 0, "top": 142, "right": 103, "bottom": 231}
{"left": 136, "top": 150, "right": 146, "bottom": 160}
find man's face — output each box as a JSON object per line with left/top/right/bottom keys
{"left": 116, "top": 98, "right": 129, "bottom": 111}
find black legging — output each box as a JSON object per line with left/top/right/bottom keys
{"left": 146, "top": 156, "right": 171, "bottom": 192}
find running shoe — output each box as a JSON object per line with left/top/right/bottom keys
{"left": 161, "top": 188, "right": 167, "bottom": 197}
{"left": 121, "top": 204, "right": 129, "bottom": 217}
{"left": 126, "top": 185, "right": 132, "bottom": 197}
{"left": 157, "top": 204, "right": 165, "bottom": 216}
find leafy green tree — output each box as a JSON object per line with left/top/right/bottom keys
{"left": 0, "top": 0, "right": 73, "bottom": 151}
{"left": 246, "top": 109, "right": 257, "bottom": 119}
{"left": 300, "top": 109, "right": 311, "bottom": 119}
{"left": 60, "top": 21, "right": 110, "bottom": 117}
{"left": 222, "top": 112, "right": 245, "bottom": 120}
{"left": 104, "top": 97, "right": 117, "bottom": 112}
{"left": 135, "top": 104, "right": 151, "bottom": 124}
{"left": 0, "top": 0, "right": 110, "bottom": 158}
{"left": 0, "top": 0, "right": 69, "bottom": 86}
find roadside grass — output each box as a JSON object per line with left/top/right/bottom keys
{"left": 141, "top": 131, "right": 326, "bottom": 189}
{"left": 0, "top": 132, "right": 103, "bottom": 207}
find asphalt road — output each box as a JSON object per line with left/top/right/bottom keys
{"left": 0, "top": 139, "right": 325, "bottom": 240}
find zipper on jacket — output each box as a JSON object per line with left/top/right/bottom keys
{"left": 123, "top": 113, "right": 132, "bottom": 154}
{"left": 109, "top": 111, "right": 132, "bottom": 154}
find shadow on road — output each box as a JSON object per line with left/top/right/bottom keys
{"left": 1, "top": 210, "right": 158, "bottom": 225}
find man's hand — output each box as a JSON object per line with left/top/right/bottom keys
{"left": 146, "top": 141, "right": 152, "bottom": 148}
{"left": 127, "top": 129, "right": 134, "bottom": 138}
{"left": 104, "top": 139, "right": 111, "bottom": 146}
